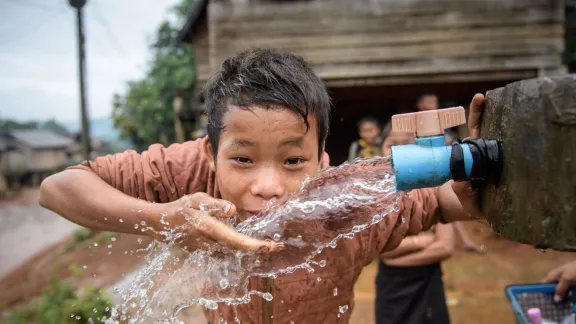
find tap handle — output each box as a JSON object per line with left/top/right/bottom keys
{"left": 391, "top": 107, "right": 466, "bottom": 137}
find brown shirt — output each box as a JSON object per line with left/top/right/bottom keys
{"left": 70, "top": 139, "right": 440, "bottom": 324}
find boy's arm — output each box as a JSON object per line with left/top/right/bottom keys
{"left": 380, "top": 233, "right": 434, "bottom": 259}
{"left": 383, "top": 223, "right": 455, "bottom": 267}
{"left": 39, "top": 139, "right": 272, "bottom": 252}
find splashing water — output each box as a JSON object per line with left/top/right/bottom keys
{"left": 106, "top": 156, "right": 398, "bottom": 323}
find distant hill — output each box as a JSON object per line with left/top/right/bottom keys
{"left": 64, "top": 117, "right": 133, "bottom": 149}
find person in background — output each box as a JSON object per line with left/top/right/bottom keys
{"left": 376, "top": 223, "right": 455, "bottom": 324}
{"left": 544, "top": 260, "right": 576, "bottom": 303}
{"left": 347, "top": 116, "right": 383, "bottom": 161}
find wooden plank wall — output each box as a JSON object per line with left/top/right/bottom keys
{"left": 197, "top": 0, "right": 565, "bottom": 86}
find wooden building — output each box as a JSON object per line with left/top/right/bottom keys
{"left": 178, "top": 0, "right": 567, "bottom": 164}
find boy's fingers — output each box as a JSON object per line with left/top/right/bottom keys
{"left": 467, "top": 93, "right": 485, "bottom": 139}
{"left": 197, "top": 215, "right": 273, "bottom": 252}
{"left": 186, "top": 193, "right": 237, "bottom": 218}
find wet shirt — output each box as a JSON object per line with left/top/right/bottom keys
{"left": 69, "top": 139, "right": 441, "bottom": 324}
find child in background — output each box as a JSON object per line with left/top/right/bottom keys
{"left": 348, "top": 116, "right": 383, "bottom": 161}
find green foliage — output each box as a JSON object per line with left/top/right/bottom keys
{"left": 1, "top": 278, "right": 112, "bottom": 324}
{"left": 64, "top": 229, "right": 97, "bottom": 253}
{"left": 112, "top": 0, "right": 197, "bottom": 152}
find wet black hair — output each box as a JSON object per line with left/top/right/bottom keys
{"left": 202, "top": 48, "right": 331, "bottom": 160}
{"left": 357, "top": 116, "right": 381, "bottom": 130}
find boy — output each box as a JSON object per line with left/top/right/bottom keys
{"left": 347, "top": 117, "right": 383, "bottom": 161}
{"left": 40, "top": 49, "right": 484, "bottom": 323}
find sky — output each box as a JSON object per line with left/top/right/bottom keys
{"left": 0, "top": 0, "right": 181, "bottom": 123}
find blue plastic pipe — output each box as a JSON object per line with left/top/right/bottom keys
{"left": 391, "top": 136, "right": 474, "bottom": 191}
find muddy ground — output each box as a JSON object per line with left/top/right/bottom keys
{"left": 1, "top": 189, "right": 574, "bottom": 323}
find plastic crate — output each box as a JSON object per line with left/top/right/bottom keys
{"left": 506, "top": 283, "right": 576, "bottom": 323}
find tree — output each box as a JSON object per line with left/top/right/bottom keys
{"left": 112, "top": 0, "right": 196, "bottom": 152}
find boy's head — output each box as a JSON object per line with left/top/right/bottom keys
{"left": 356, "top": 117, "right": 381, "bottom": 145}
{"left": 201, "top": 49, "right": 331, "bottom": 219}
{"left": 416, "top": 92, "right": 439, "bottom": 111}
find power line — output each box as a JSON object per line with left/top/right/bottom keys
{"left": 90, "top": 1, "right": 129, "bottom": 63}
{"left": 4, "top": 0, "right": 60, "bottom": 11}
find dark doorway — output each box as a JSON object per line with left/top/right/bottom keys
{"left": 326, "top": 79, "right": 524, "bottom": 165}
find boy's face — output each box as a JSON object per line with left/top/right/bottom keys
{"left": 359, "top": 122, "right": 381, "bottom": 145}
{"left": 205, "top": 105, "right": 321, "bottom": 220}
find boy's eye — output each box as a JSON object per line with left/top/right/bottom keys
{"left": 233, "top": 157, "right": 253, "bottom": 164}
{"left": 285, "top": 157, "right": 306, "bottom": 166}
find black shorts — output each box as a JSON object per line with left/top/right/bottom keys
{"left": 375, "top": 260, "right": 450, "bottom": 324}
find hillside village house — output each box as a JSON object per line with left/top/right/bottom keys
{"left": 177, "top": 0, "right": 567, "bottom": 163}
{"left": 0, "top": 130, "right": 74, "bottom": 185}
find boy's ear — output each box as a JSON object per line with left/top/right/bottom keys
{"left": 202, "top": 137, "right": 216, "bottom": 172}
{"left": 320, "top": 144, "right": 330, "bottom": 169}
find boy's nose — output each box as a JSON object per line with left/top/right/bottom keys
{"left": 250, "top": 166, "right": 285, "bottom": 201}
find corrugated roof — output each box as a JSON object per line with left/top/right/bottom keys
{"left": 9, "top": 130, "right": 74, "bottom": 149}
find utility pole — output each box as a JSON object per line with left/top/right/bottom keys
{"left": 69, "top": 0, "right": 91, "bottom": 161}
{"left": 173, "top": 89, "right": 185, "bottom": 143}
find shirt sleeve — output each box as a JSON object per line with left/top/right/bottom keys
{"left": 360, "top": 187, "right": 440, "bottom": 264}
{"left": 66, "top": 139, "right": 213, "bottom": 203}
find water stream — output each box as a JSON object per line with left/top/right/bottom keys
{"left": 104, "top": 156, "right": 399, "bottom": 323}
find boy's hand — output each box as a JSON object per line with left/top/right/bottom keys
{"left": 450, "top": 93, "right": 486, "bottom": 219}
{"left": 150, "top": 193, "right": 283, "bottom": 253}
{"left": 544, "top": 260, "right": 576, "bottom": 302}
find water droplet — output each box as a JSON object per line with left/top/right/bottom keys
{"left": 107, "top": 245, "right": 112, "bottom": 249}
{"left": 317, "top": 277, "right": 322, "bottom": 282}
{"left": 337, "top": 313, "right": 341, "bottom": 318}
{"left": 372, "top": 214, "right": 383, "bottom": 222}
{"left": 219, "top": 278, "right": 229, "bottom": 289}
{"left": 254, "top": 260, "right": 261, "bottom": 267}
{"left": 93, "top": 308, "right": 98, "bottom": 313}
{"left": 333, "top": 288, "right": 338, "bottom": 296}
{"left": 541, "top": 248, "right": 547, "bottom": 253}
{"left": 138, "top": 208, "right": 142, "bottom": 213}
{"left": 262, "top": 293, "right": 273, "bottom": 301}
{"left": 131, "top": 302, "right": 137, "bottom": 308}
{"left": 83, "top": 265, "right": 87, "bottom": 269}
{"left": 93, "top": 243, "right": 98, "bottom": 247}
{"left": 301, "top": 204, "right": 315, "bottom": 213}
{"left": 273, "top": 233, "right": 281, "bottom": 241}
{"left": 140, "top": 220, "right": 146, "bottom": 226}
{"left": 296, "top": 235, "right": 302, "bottom": 240}
{"left": 137, "top": 238, "right": 143, "bottom": 244}
{"left": 401, "top": 216, "right": 406, "bottom": 223}
{"left": 339, "top": 305, "right": 349, "bottom": 313}
{"left": 318, "top": 260, "right": 326, "bottom": 267}
{"left": 119, "top": 218, "right": 124, "bottom": 223}
{"left": 71, "top": 313, "right": 75, "bottom": 318}
{"left": 111, "top": 237, "right": 116, "bottom": 242}
{"left": 134, "top": 224, "right": 139, "bottom": 229}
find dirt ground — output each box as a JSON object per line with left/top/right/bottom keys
{"left": 350, "top": 221, "right": 576, "bottom": 324}
{"left": 1, "top": 191, "right": 574, "bottom": 323}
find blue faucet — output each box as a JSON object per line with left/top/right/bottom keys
{"left": 390, "top": 107, "right": 502, "bottom": 191}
